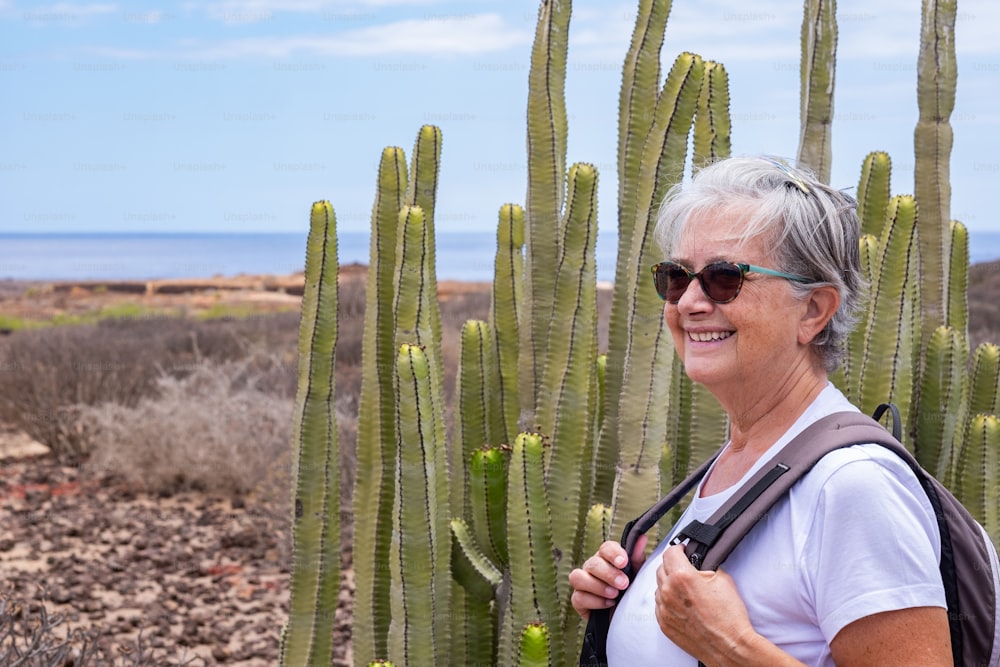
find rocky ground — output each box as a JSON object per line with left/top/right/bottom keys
{"left": 0, "top": 441, "right": 298, "bottom": 665}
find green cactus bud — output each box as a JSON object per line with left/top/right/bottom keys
{"left": 506, "top": 432, "right": 560, "bottom": 661}
{"left": 470, "top": 446, "right": 510, "bottom": 567}
{"left": 519, "top": 622, "right": 552, "bottom": 667}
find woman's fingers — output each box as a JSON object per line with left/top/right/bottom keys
{"left": 630, "top": 533, "right": 649, "bottom": 570}
{"left": 569, "top": 540, "right": 635, "bottom": 618}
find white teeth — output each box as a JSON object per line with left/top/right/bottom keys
{"left": 689, "top": 330, "right": 732, "bottom": 342}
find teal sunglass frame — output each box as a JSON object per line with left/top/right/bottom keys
{"left": 650, "top": 260, "right": 811, "bottom": 304}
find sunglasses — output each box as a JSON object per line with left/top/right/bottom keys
{"left": 650, "top": 260, "right": 811, "bottom": 304}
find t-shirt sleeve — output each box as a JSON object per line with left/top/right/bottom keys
{"left": 800, "top": 448, "right": 947, "bottom": 643}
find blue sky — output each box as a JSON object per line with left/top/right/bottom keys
{"left": 1, "top": 0, "right": 998, "bottom": 238}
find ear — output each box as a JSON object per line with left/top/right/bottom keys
{"left": 798, "top": 285, "right": 840, "bottom": 346}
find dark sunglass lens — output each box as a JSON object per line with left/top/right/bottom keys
{"left": 702, "top": 263, "right": 744, "bottom": 302}
{"left": 663, "top": 264, "right": 691, "bottom": 302}
{"left": 653, "top": 264, "right": 673, "bottom": 300}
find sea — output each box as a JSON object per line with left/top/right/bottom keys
{"left": 0, "top": 231, "right": 623, "bottom": 283}
{"left": 2, "top": 230, "right": 1000, "bottom": 283}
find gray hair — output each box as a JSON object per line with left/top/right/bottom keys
{"left": 652, "top": 156, "right": 865, "bottom": 372}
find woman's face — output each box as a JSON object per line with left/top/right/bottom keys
{"left": 664, "top": 212, "right": 814, "bottom": 400}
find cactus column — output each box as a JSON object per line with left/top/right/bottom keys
{"left": 281, "top": 202, "right": 340, "bottom": 667}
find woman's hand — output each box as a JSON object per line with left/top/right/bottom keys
{"left": 654, "top": 544, "right": 761, "bottom": 665}
{"left": 569, "top": 535, "right": 647, "bottom": 620}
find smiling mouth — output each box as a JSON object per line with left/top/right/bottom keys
{"left": 688, "top": 330, "right": 733, "bottom": 342}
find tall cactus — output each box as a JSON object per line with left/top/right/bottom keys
{"left": 601, "top": 0, "right": 673, "bottom": 503}
{"left": 797, "top": 0, "right": 837, "bottom": 181}
{"left": 914, "top": 0, "right": 957, "bottom": 338}
{"left": 491, "top": 204, "right": 525, "bottom": 445}
{"left": 282, "top": 202, "right": 340, "bottom": 667}
{"left": 521, "top": 0, "right": 571, "bottom": 417}
{"left": 857, "top": 195, "right": 920, "bottom": 424}
{"left": 607, "top": 51, "right": 705, "bottom": 537}
{"left": 349, "top": 128, "right": 445, "bottom": 665}
{"left": 957, "top": 414, "right": 1000, "bottom": 541}
{"left": 914, "top": 325, "right": 968, "bottom": 483}
{"left": 350, "top": 147, "right": 406, "bottom": 664}
{"left": 389, "top": 343, "right": 450, "bottom": 665}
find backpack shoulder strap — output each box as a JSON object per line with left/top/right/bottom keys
{"left": 677, "top": 409, "right": 896, "bottom": 571}
{"left": 579, "top": 450, "right": 720, "bottom": 666}
{"left": 617, "top": 450, "right": 720, "bottom": 580}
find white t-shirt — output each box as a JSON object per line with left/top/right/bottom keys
{"left": 606, "top": 383, "right": 945, "bottom": 666}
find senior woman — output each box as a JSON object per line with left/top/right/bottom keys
{"left": 569, "top": 156, "right": 950, "bottom": 666}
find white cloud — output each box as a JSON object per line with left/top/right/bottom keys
{"left": 567, "top": 1, "right": 802, "bottom": 66}
{"left": 327, "top": 14, "right": 530, "bottom": 56}
{"left": 89, "top": 12, "right": 531, "bottom": 60}
{"left": 191, "top": 0, "right": 443, "bottom": 24}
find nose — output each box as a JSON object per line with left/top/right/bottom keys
{"left": 674, "top": 275, "right": 713, "bottom": 311}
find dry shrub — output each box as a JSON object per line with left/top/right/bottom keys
{"left": 80, "top": 354, "right": 294, "bottom": 496}
{"left": 0, "top": 314, "right": 299, "bottom": 462}
{"left": 0, "top": 587, "right": 189, "bottom": 666}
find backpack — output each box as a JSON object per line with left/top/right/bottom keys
{"left": 580, "top": 405, "right": 1000, "bottom": 667}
